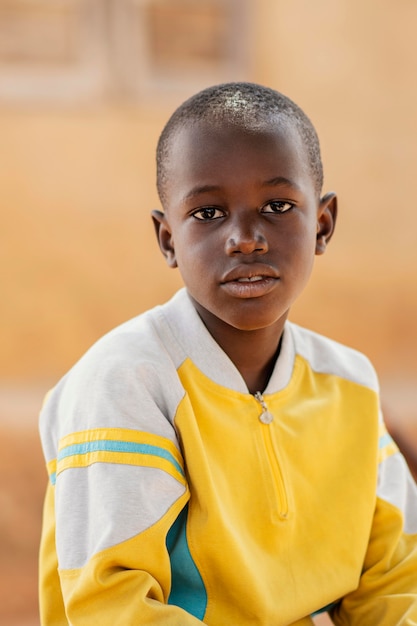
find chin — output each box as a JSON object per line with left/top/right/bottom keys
{"left": 225, "top": 313, "right": 285, "bottom": 333}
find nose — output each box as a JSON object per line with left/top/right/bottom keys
{"left": 225, "top": 214, "right": 268, "bottom": 256}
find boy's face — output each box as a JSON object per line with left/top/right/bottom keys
{"left": 153, "top": 118, "right": 336, "bottom": 341}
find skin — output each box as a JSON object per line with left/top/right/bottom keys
{"left": 153, "top": 118, "right": 337, "bottom": 394}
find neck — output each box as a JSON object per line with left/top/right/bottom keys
{"left": 216, "top": 326, "right": 284, "bottom": 394}
{"left": 191, "top": 301, "right": 286, "bottom": 394}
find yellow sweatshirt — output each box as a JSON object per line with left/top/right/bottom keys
{"left": 39, "top": 288, "right": 417, "bottom": 625}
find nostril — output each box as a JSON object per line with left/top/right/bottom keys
{"left": 225, "top": 228, "right": 268, "bottom": 255}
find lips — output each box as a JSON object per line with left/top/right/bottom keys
{"left": 220, "top": 264, "right": 279, "bottom": 298}
{"left": 236, "top": 276, "right": 264, "bottom": 283}
{"left": 221, "top": 264, "right": 279, "bottom": 284}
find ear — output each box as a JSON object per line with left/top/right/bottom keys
{"left": 315, "top": 192, "right": 337, "bottom": 256}
{"left": 151, "top": 209, "right": 178, "bottom": 268}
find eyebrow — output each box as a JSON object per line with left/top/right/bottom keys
{"left": 183, "top": 185, "right": 222, "bottom": 202}
{"left": 182, "top": 176, "right": 302, "bottom": 203}
{"left": 262, "top": 176, "right": 302, "bottom": 192}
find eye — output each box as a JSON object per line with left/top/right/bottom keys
{"left": 261, "top": 200, "right": 294, "bottom": 214}
{"left": 192, "top": 206, "right": 225, "bottom": 221}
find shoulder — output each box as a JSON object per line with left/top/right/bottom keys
{"left": 69, "top": 307, "right": 171, "bottom": 379}
{"left": 67, "top": 288, "right": 192, "bottom": 377}
{"left": 287, "top": 321, "right": 379, "bottom": 392}
{"left": 40, "top": 291, "right": 194, "bottom": 438}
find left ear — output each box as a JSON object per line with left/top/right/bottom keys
{"left": 316, "top": 191, "right": 337, "bottom": 255}
{"left": 151, "top": 209, "right": 178, "bottom": 268}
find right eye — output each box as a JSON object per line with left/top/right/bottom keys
{"left": 192, "top": 207, "right": 225, "bottom": 221}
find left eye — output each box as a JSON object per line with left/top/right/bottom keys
{"left": 192, "top": 207, "right": 225, "bottom": 220}
{"left": 261, "top": 201, "right": 293, "bottom": 214}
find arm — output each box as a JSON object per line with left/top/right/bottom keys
{"left": 39, "top": 358, "right": 205, "bottom": 625}
{"left": 39, "top": 428, "right": 205, "bottom": 625}
{"left": 385, "top": 409, "right": 417, "bottom": 481}
{"left": 331, "top": 426, "right": 417, "bottom": 625}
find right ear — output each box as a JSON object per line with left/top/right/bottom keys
{"left": 151, "top": 210, "right": 178, "bottom": 268}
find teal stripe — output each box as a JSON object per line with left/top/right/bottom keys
{"left": 379, "top": 432, "right": 394, "bottom": 449}
{"left": 312, "top": 601, "right": 338, "bottom": 616}
{"left": 57, "top": 440, "right": 184, "bottom": 476}
{"left": 166, "top": 506, "right": 207, "bottom": 620}
{"left": 50, "top": 471, "right": 57, "bottom": 486}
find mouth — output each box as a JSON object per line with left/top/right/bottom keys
{"left": 235, "top": 276, "right": 264, "bottom": 283}
{"left": 220, "top": 265, "right": 279, "bottom": 298}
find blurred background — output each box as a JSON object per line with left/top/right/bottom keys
{"left": 1, "top": 1, "right": 416, "bottom": 624}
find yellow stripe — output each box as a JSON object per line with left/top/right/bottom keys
{"left": 378, "top": 422, "right": 399, "bottom": 463}
{"left": 55, "top": 428, "right": 185, "bottom": 484}
{"left": 57, "top": 450, "right": 186, "bottom": 485}
{"left": 46, "top": 458, "right": 56, "bottom": 479}
{"left": 378, "top": 441, "right": 399, "bottom": 463}
{"left": 379, "top": 422, "right": 388, "bottom": 437}
{"left": 58, "top": 427, "right": 183, "bottom": 467}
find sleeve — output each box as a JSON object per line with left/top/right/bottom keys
{"left": 331, "top": 423, "right": 417, "bottom": 625}
{"left": 38, "top": 362, "right": 206, "bottom": 625}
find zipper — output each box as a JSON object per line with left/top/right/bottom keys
{"left": 254, "top": 392, "right": 289, "bottom": 520}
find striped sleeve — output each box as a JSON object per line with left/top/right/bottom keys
{"left": 378, "top": 421, "right": 399, "bottom": 464}
{"left": 332, "top": 416, "right": 417, "bottom": 625}
{"left": 48, "top": 428, "right": 186, "bottom": 487}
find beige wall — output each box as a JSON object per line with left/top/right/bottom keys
{"left": 2, "top": 0, "right": 417, "bottom": 402}
{"left": 2, "top": 4, "right": 417, "bottom": 622}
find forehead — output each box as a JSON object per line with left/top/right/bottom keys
{"left": 166, "top": 118, "right": 312, "bottom": 195}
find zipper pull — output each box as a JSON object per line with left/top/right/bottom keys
{"left": 254, "top": 391, "right": 274, "bottom": 424}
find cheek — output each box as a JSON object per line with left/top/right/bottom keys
{"left": 279, "top": 223, "right": 316, "bottom": 259}
{"left": 176, "top": 228, "right": 219, "bottom": 264}
{"left": 173, "top": 239, "right": 210, "bottom": 285}
{"left": 280, "top": 225, "right": 317, "bottom": 282}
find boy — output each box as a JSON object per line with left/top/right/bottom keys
{"left": 39, "top": 82, "right": 417, "bottom": 625}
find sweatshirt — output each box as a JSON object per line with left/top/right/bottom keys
{"left": 39, "top": 288, "right": 417, "bottom": 625}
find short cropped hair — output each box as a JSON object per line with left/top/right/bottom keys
{"left": 156, "top": 82, "right": 323, "bottom": 205}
